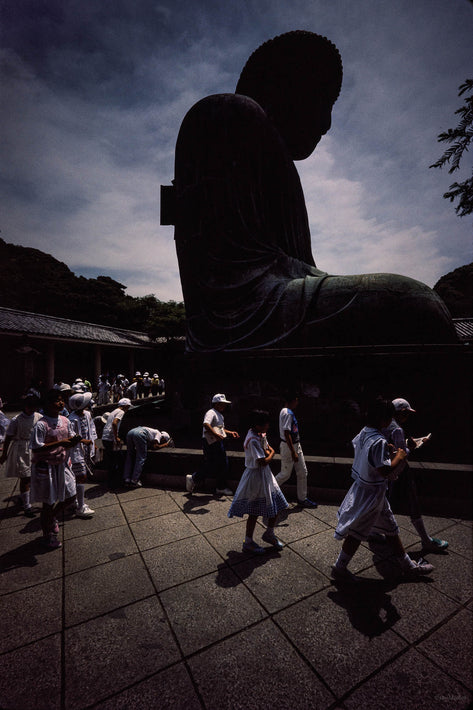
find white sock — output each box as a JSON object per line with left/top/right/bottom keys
{"left": 21, "top": 491, "right": 31, "bottom": 509}
{"left": 76, "top": 484, "right": 85, "bottom": 508}
{"left": 335, "top": 549, "right": 353, "bottom": 569}
{"left": 411, "top": 517, "right": 431, "bottom": 546}
{"left": 400, "top": 552, "right": 416, "bottom": 570}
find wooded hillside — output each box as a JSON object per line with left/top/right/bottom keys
{"left": 433, "top": 262, "right": 473, "bottom": 318}
{"left": 0, "top": 238, "right": 185, "bottom": 338}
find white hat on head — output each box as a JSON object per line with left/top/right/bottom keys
{"left": 69, "top": 392, "right": 93, "bottom": 410}
{"left": 212, "top": 393, "right": 231, "bottom": 404}
{"left": 118, "top": 397, "right": 132, "bottom": 407}
{"left": 135, "top": 371, "right": 141, "bottom": 376}
{"left": 153, "top": 373, "right": 159, "bottom": 378}
{"left": 392, "top": 398, "right": 415, "bottom": 413}
{"left": 59, "top": 383, "right": 72, "bottom": 392}
{"left": 159, "top": 431, "right": 170, "bottom": 443}
{"left": 144, "top": 372, "right": 149, "bottom": 377}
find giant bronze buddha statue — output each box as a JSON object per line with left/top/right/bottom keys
{"left": 166, "top": 31, "right": 457, "bottom": 351}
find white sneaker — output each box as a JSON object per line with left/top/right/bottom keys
{"left": 215, "top": 487, "right": 233, "bottom": 496}
{"left": 185, "top": 474, "right": 195, "bottom": 493}
{"left": 403, "top": 557, "right": 434, "bottom": 576}
{"left": 76, "top": 504, "right": 95, "bottom": 518}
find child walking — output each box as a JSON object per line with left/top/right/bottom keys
{"left": 69, "top": 392, "right": 97, "bottom": 518}
{"left": 228, "top": 409, "right": 288, "bottom": 554}
{"left": 0, "top": 395, "right": 41, "bottom": 517}
{"left": 332, "top": 398, "right": 434, "bottom": 581}
{"left": 383, "top": 398, "right": 448, "bottom": 552}
{"left": 30, "top": 390, "right": 82, "bottom": 549}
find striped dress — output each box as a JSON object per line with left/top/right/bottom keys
{"left": 228, "top": 429, "right": 288, "bottom": 519}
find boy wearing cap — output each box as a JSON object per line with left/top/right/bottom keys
{"left": 123, "top": 427, "right": 171, "bottom": 487}
{"left": 69, "top": 392, "right": 97, "bottom": 517}
{"left": 186, "top": 393, "right": 239, "bottom": 495}
{"left": 383, "top": 398, "right": 448, "bottom": 552}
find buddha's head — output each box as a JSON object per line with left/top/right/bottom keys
{"left": 236, "top": 31, "right": 343, "bottom": 160}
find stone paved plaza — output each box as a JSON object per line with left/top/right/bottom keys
{"left": 0, "top": 474, "right": 471, "bottom": 709}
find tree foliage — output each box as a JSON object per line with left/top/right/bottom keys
{"left": 430, "top": 79, "right": 473, "bottom": 217}
{"left": 433, "top": 262, "right": 473, "bottom": 318}
{"left": 0, "top": 238, "right": 185, "bottom": 339}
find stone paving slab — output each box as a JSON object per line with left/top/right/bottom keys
{"left": 64, "top": 524, "right": 138, "bottom": 575}
{"left": 428, "top": 550, "right": 473, "bottom": 604}
{"left": 115, "top": 486, "right": 164, "bottom": 503}
{"left": 0, "top": 634, "right": 62, "bottom": 710}
{"left": 0, "top": 474, "right": 471, "bottom": 710}
{"left": 0, "top": 577, "right": 62, "bottom": 654}
{"left": 142, "top": 533, "right": 224, "bottom": 591}
{"left": 178, "top": 493, "right": 242, "bottom": 533}
{"left": 65, "top": 597, "right": 180, "bottom": 709}
{"left": 96, "top": 663, "right": 202, "bottom": 710}
{"left": 65, "top": 553, "right": 155, "bottom": 626}
{"left": 343, "top": 648, "right": 471, "bottom": 710}
{"left": 0, "top": 527, "right": 63, "bottom": 594}
{"left": 231, "top": 546, "right": 328, "bottom": 613}
{"left": 120, "top": 492, "right": 181, "bottom": 523}
{"left": 82, "top": 484, "right": 119, "bottom": 509}
{"left": 159, "top": 566, "right": 267, "bottom": 655}
{"left": 63, "top": 504, "right": 127, "bottom": 540}
{"left": 372, "top": 578, "right": 460, "bottom": 644}
{"left": 417, "top": 609, "right": 473, "bottom": 690}
{"left": 187, "top": 619, "right": 335, "bottom": 710}
{"left": 129, "top": 510, "right": 198, "bottom": 550}
{"left": 275, "top": 585, "right": 408, "bottom": 697}
{"left": 0, "top": 500, "right": 41, "bottom": 529}
{"left": 273, "top": 506, "right": 331, "bottom": 542}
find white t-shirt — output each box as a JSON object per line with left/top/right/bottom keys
{"left": 102, "top": 408, "right": 126, "bottom": 441}
{"left": 243, "top": 430, "right": 265, "bottom": 468}
{"left": 130, "top": 426, "right": 162, "bottom": 442}
{"left": 351, "top": 427, "right": 392, "bottom": 486}
{"left": 202, "top": 407, "right": 225, "bottom": 444}
{"left": 279, "top": 407, "right": 300, "bottom": 442}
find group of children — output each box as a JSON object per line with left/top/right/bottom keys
{"left": 0, "top": 389, "right": 98, "bottom": 548}
{"left": 97, "top": 372, "right": 165, "bottom": 405}
{"left": 222, "top": 396, "right": 447, "bottom": 578}
{"left": 1, "top": 385, "right": 448, "bottom": 576}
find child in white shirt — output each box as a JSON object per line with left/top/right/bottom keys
{"left": 332, "top": 399, "right": 434, "bottom": 581}
{"left": 228, "top": 409, "right": 288, "bottom": 553}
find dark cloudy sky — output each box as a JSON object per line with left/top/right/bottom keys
{"left": 1, "top": 0, "right": 472, "bottom": 300}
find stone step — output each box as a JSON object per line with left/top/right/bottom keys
{"left": 93, "top": 445, "right": 472, "bottom": 518}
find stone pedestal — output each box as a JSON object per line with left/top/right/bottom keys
{"left": 167, "top": 343, "right": 472, "bottom": 464}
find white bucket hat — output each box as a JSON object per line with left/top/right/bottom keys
{"left": 69, "top": 392, "right": 93, "bottom": 411}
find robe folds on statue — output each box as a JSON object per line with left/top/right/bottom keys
{"left": 173, "top": 93, "right": 457, "bottom": 352}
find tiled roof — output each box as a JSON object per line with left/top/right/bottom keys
{"left": 453, "top": 318, "right": 473, "bottom": 343}
{"left": 0, "top": 306, "right": 156, "bottom": 347}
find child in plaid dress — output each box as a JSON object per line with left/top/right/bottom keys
{"left": 228, "top": 410, "right": 288, "bottom": 554}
